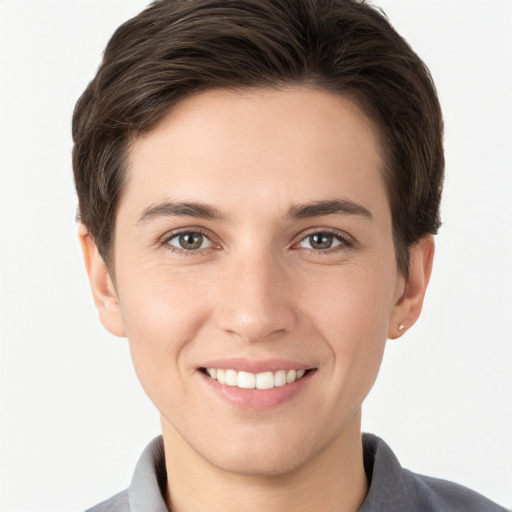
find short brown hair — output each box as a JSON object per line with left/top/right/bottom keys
{"left": 72, "top": 0, "right": 444, "bottom": 275}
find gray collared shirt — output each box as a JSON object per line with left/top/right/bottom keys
{"left": 86, "top": 434, "right": 506, "bottom": 511}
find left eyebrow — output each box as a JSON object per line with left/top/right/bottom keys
{"left": 287, "top": 199, "right": 373, "bottom": 220}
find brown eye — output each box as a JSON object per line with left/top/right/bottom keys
{"left": 167, "top": 231, "right": 211, "bottom": 251}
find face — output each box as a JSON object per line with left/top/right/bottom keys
{"left": 98, "top": 87, "right": 410, "bottom": 475}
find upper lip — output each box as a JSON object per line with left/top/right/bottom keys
{"left": 198, "top": 358, "right": 315, "bottom": 373}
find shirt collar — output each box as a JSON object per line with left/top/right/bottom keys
{"left": 128, "top": 436, "right": 169, "bottom": 512}
{"left": 359, "top": 433, "right": 416, "bottom": 511}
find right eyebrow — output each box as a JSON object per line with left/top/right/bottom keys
{"left": 136, "top": 201, "right": 227, "bottom": 224}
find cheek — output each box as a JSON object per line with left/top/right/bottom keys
{"left": 302, "top": 263, "right": 395, "bottom": 385}
{"left": 120, "top": 263, "right": 211, "bottom": 335}
{"left": 306, "top": 264, "right": 394, "bottom": 338}
{"left": 117, "top": 268, "right": 211, "bottom": 389}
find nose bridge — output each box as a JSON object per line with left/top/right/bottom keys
{"left": 214, "top": 245, "right": 297, "bottom": 342}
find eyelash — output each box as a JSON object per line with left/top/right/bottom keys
{"left": 159, "top": 228, "right": 354, "bottom": 256}
{"left": 159, "top": 228, "right": 215, "bottom": 256}
{"left": 295, "top": 228, "right": 354, "bottom": 255}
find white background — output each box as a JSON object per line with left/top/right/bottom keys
{"left": 0, "top": 1, "right": 511, "bottom": 510}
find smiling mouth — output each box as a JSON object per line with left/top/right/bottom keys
{"left": 200, "top": 367, "right": 314, "bottom": 389}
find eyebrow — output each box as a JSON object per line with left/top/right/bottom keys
{"left": 287, "top": 199, "right": 372, "bottom": 220}
{"left": 136, "top": 197, "right": 372, "bottom": 225}
{"left": 137, "top": 201, "right": 227, "bottom": 224}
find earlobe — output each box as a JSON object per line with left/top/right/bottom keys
{"left": 78, "top": 225, "right": 126, "bottom": 338}
{"left": 388, "top": 235, "right": 435, "bottom": 339}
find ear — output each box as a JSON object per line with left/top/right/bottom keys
{"left": 79, "top": 224, "right": 126, "bottom": 338}
{"left": 388, "top": 235, "right": 435, "bottom": 339}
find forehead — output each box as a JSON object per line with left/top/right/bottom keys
{"left": 122, "top": 86, "right": 388, "bottom": 223}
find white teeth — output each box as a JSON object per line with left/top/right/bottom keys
{"left": 274, "top": 370, "right": 287, "bottom": 387}
{"left": 204, "top": 367, "right": 309, "bottom": 389}
{"left": 217, "top": 368, "right": 226, "bottom": 384}
{"left": 237, "top": 371, "right": 256, "bottom": 389}
{"left": 256, "top": 371, "right": 274, "bottom": 390}
{"left": 226, "top": 369, "right": 238, "bottom": 386}
{"left": 286, "top": 369, "right": 296, "bottom": 383}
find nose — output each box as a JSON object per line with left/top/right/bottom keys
{"left": 213, "top": 250, "right": 298, "bottom": 343}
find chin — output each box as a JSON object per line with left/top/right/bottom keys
{"left": 208, "top": 445, "right": 312, "bottom": 477}
{"left": 196, "top": 426, "right": 332, "bottom": 478}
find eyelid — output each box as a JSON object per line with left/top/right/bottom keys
{"left": 158, "top": 227, "right": 219, "bottom": 253}
{"left": 293, "top": 227, "right": 355, "bottom": 251}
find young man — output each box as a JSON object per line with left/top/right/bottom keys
{"left": 73, "top": 1, "right": 506, "bottom": 510}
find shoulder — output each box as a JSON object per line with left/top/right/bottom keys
{"left": 84, "top": 436, "right": 168, "bottom": 512}
{"left": 85, "top": 490, "right": 129, "bottom": 512}
{"left": 404, "top": 470, "right": 507, "bottom": 512}
{"left": 360, "top": 434, "right": 506, "bottom": 512}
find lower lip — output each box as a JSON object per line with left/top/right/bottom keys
{"left": 198, "top": 370, "right": 315, "bottom": 410}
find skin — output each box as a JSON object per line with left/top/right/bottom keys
{"left": 81, "top": 87, "right": 434, "bottom": 512}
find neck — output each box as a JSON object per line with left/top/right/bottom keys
{"left": 161, "top": 410, "right": 368, "bottom": 512}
